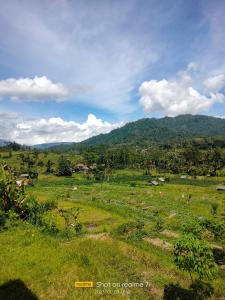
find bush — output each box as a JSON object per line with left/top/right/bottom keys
{"left": 0, "top": 210, "right": 6, "bottom": 229}
{"left": 210, "top": 203, "right": 219, "bottom": 216}
{"left": 7, "top": 210, "right": 20, "bottom": 226}
{"left": 116, "top": 220, "right": 145, "bottom": 240}
{"left": 174, "top": 234, "right": 218, "bottom": 281}
{"left": 201, "top": 218, "right": 225, "bottom": 241}
{"left": 56, "top": 156, "right": 72, "bottom": 176}
{"left": 74, "top": 223, "right": 83, "bottom": 235}
{"left": 182, "top": 219, "right": 203, "bottom": 239}
{"left": 41, "top": 220, "right": 59, "bottom": 235}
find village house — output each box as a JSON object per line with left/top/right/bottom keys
{"left": 216, "top": 185, "right": 225, "bottom": 191}
{"left": 73, "top": 163, "right": 89, "bottom": 172}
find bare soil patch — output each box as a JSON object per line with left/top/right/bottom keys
{"left": 144, "top": 237, "right": 172, "bottom": 250}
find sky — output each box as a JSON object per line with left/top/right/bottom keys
{"left": 0, "top": 0, "right": 225, "bottom": 145}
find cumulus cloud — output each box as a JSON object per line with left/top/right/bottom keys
{"left": 139, "top": 79, "right": 224, "bottom": 116}
{"left": 0, "top": 0, "right": 173, "bottom": 113}
{"left": 204, "top": 74, "right": 225, "bottom": 91}
{"left": 0, "top": 113, "right": 122, "bottom": 145}
{"left": 0, "top": 76, "right": 68, "bottom": 101}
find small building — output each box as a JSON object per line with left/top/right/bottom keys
{"left": 89, "top": 163, "right": 97, "bottom": 170}
{"left": 16, "top": 180, "right": 23, "bottom": 187}
{"left": 158, "top": 177, "right": 165, "bottom": 182}
{"left": 180, "top": 175, "right": 187, "bottom": 179}
{"left": 20, "top": 173, "right": 29, "bottom": 179}
{"left": 74, "top": 164, "right": 89, "bottom": 172}
{"left": 16, "top": 178, "right": 31, "bottom": 186}
{"left": 216, "top": 185, "right": 225, "bottom": 191}
{"left": 151, "top": 180, "right": 159, "bottom": 186}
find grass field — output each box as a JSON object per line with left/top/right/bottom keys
{"left": 0, "top": 152, "right": 225, "bottom": 299}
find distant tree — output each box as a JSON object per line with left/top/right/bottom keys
{"left": 46, "top": 160, "right": 54, "bottom": 173}
{"left": 57, "top": 156, "right": 72, "bottom": 176}
{"left": 92, "top": 165, "right": 106, "bottom": 182}
{"left": 33, "top": 149, "right": 39, "bottom": 160}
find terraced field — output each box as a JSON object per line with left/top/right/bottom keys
{"left": 1, "top": 169, "right": 224, "bottom": 299}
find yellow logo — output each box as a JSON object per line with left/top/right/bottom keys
{"left": 75, "top": 281, "right": 94, "bottom": 288}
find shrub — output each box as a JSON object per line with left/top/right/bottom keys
{"left": 7, "top": 210, "right": 20, "bottom": 226}
{"left": 74, "top": 223, "right": 82, "bottom": 235}
{"left": 174, "top": 234, "right": 218, "bottom": 281}
{"left": 182, "top": 219, "right": 203, "bottom": 239}
{"left": 116, "top": 220, "right": 145, "bottom": 240}
{"left": 210, "top": 203, "right": 219, "bottom": 216}
{"left": 41, "top": 220, "right": 59, "bottom": 235}
{"left": 56, "top": 156, "right": 72, "bottom": 176}
{"left": 201, "top": 218, "right": 225, "bottom": 241}
{"left": 0, "top": 210, "right": 6, "bottom": 229}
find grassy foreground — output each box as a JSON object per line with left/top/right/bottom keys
{"left": 0, "top": 170, "right": 225, "bottom": 299}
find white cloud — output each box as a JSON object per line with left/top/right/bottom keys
{"left": 0, "top": 76, "right": 68, "bottom": 101}
{"left": 139, "top": 79, "right": 224, "bottom": 116}
{"left": 0, "top": 113, "right": 122, "bottom": 145}
{"left": 0, "top": 0, "right": 172, "bottom": 113}
{"left": 204, "top": 74, "right": 225, "bottom": 91}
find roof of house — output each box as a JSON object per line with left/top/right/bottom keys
{"left": 216, "top": 185, "right": 225, "bottom": 190}
{"left": 158, "top": 177, "right": 165, "bottom": 182}
{"left": 151, "top": 181, "right": 159, "bottom": 186}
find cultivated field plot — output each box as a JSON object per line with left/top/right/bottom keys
{"left": 0, "top": 169, "right": 225, "bottom": 300}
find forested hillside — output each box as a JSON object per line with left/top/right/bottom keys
{"left": 81, "top": 115, "right": 225, "bottom": 147}
{"left": 46, "top": 114, "right": 225, "bottom": 151}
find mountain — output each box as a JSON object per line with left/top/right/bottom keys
{"left": 76, "top": 114, "right": 225, "bottom": 148}
{"left": 0, "top": 139, "right": 9, "bottom": 147}
{"left": 33, "top": 142, "right": 73, "bottom": 149}
{"left": 35, "top": 115, "right": 225, "bottom": 151}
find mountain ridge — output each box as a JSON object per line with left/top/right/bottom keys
{"left": 46, "top": 114, "right": 225, "bottom": 150}
{"left": 2, "top": 115, "right": 225, "bottom": 149}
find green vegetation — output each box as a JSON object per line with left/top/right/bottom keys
{"left": 174, "top": 234, "right": 218, "bottom": 281}
{"left": 0, "top": 134, "right": 225, "bottom": 299}
{"left": 47, "top": 114, "right": 225, "bottom": 150}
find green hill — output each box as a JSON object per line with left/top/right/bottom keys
{"left": 78, "top": 114, "right": 225, "bottom": 148}
{"left": 34, "top": 114, "right": 225, "bottom": 151}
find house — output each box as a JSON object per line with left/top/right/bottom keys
{"left": 74, "top": 164, "right": 89, "bottom": 172}
{"left": 151, "top": 180, "right": 159, "bottom": 186}
{"left": 20, "top": 173, "right": 29, "bottom": 179}
{"left": 216, "top": 185, "right": 225, "bottom": 191}
{"left": 16, "top": 180, "right": 23, "bottom": 187}
{"left": 158, "top": 177, "right": 165, "bottom": 182}
{"left": 89, "top": 163, "right": 97, "bottom": 170}
{"left": 16, "top": 178, "right": 31, "bottom": 186}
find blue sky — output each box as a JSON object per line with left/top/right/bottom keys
{"left": 0, "top": 0, "right": 225, "bottom": 144}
